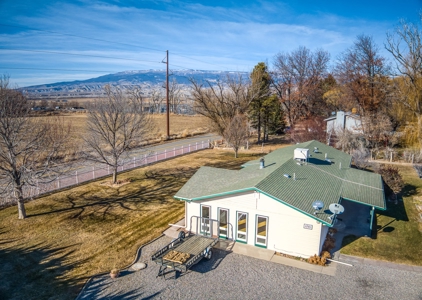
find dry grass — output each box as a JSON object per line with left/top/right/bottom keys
{"left": 341, "top": 164, "right": 422, "bottom": 265}
{"left": 31, "top": 113, "right": 211, "bottom": 143}
{"left": 0, "top": 148, "right": 278, "bottom": 300}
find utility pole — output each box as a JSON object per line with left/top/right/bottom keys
{"left": 166, "top": 50, "right": 170, "bottom": 139}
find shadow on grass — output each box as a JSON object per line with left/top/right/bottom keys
{"left": 341, "top": 234, "right": 359, "bottom": 248}
{"left": 0, "top": 239, "right": 88, "bottom": 300}
{"left": 27, "top": 154, "right": 258, "bottom": 221}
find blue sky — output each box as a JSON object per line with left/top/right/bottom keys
{"left": 0, "top": 0, "right": 421, "bottom": 87}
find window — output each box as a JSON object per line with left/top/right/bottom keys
{"left": 255, "top": 215, "right": 268, "bottom": 247}
{"left": 237, "top": 211, "right": 248, "bottom": 242}
{"left": 200, "top": 205, "right": 211, "bottom": 235}
{"left": 218, "top": 208, "right": 229, "bottom": 238}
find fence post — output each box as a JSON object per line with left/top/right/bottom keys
{"left": 92, "top": 167, "right": 95, "bottom": 179}
{"left": 182, "top": 145, "right": 184, "bottom": 154}
{"left": 412, "top": 154, "right": 414, "bottom": 164}
{"left": 174, "top": 147, "right": 176, "bottom": 157}
{"left": 390, "top": 152, "right": 393, "bottom": 162}
{"left": 165, "top": 149, "right": 167, "bottom": 159}
{"left": 155, "top": 152, "right": 158, "bottom": 162}
{"left": 76, "top": 171, "right": 78, "bottom": 184}
{"left": 133, "top": 157, "right": 136, "bottom": 168}
{"left": 196, "top": 142, "right": 198, "bottom": 150}
{"left": 58, "top": 176, "right": 60, "bottom": 189}
{"left": 189, "top": 144, "right": 191, "bottom": 152}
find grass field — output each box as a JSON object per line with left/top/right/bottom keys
{"left": 341, "top": 164, "right": 422, "bottom": 265}
{"left": 0, "top": 148, "right": 269, "bottom": 300}
{"left": 32, "top": 113, "right": 211, "bottom": 142}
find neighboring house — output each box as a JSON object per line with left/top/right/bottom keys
{"left": 325, "top": 111, "right": 362, "bottom": 145}
{"left": 174, "top": 140, "right": 385, "bottom": 258}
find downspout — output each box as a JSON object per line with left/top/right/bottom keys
{"left": 369, "top": 206, "right": 375, "bottom": 238}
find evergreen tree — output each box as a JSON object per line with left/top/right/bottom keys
{"left": 249, "top": 62, "right": 271, "bottom": 143}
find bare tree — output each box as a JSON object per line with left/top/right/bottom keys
{"left": 150, "top": 88, "right": 163, "bottom": 113}
{"left": 127, "top": 86, "right": 145, "bottom": 112}
{"left": 83, "top": 85, "right": 153, "bottom": 184}
{"left": 0, "top": 76, "right": 71, "bottom": 219}
{"left": 224, "top": 114, "right": 249, "bottom": 158}
{"left": 273, "top": 46, "right": 330, "bottom": 126}
{"left": 386, "top": 16, "right": 422, "bottom": 149}
{"left": 169, "top": 78, "right": 182, "bottom": 113}
{"left": 336, "top": 35, "right": 390, "bottom": 114}
{"left": 190, "top": 74, "right": 256, "bottom": 136}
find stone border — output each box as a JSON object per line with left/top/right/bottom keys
{"left": 75, "top": 234, "right": 165, "bottom": 300}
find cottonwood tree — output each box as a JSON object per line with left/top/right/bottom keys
{"left": 169, "top": 78, "right": 182, "bottom": 113}
{"left": 273, "top": 46, "right": 330, "bottom": 126}
{"left": 83, "top": 85, "right": 153, "bottom": 184}
{"left": 190, "top": 74, "right": 255, "bottom": 136}
{"left": 0, "top": 76, "right": 71, "bottom": 219}
{"left": 336, "top": 35, "right": 393, "bottom": 148}
{"left": 386, "top": 16, "right": 422, "bottom": 150}
{"left": 224, "top": 114, "right": 249, "bottom": 158}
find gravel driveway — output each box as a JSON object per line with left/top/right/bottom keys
{"left": 78, "top": 236, "right": 422, "bottom": 300}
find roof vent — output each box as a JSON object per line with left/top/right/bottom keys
{"left": 283, "top": 174, "right": 291, "bottom": 178}
{"left": 294, "top": 148, "right": 309, "bottom": 163}
{"left": 260, "top": 158, "right": 265, "bottom": 169}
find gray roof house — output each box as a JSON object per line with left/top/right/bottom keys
{"left": 175, "top": 140, "right": 385, "bottom": 258}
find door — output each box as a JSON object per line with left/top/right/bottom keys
{"left": 201, "top": 205, "right": 211, "bottom": 235}
{"left": 218, "top": 208, "right": 229, "bottom": 238}
{"left": 237, "top": 211, "right": 248, "bottom": 242}
{"left": 255, "top": 215, "right": 268, "bottom": 247}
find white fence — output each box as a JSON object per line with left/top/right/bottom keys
{"left": 2, "top": 139, "right": 210, "bottom": 206}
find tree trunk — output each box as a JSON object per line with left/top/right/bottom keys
{"left": 16, "top": 186, "right": 26, "bottom": 219}
{"left": 112, "top": 166, "right": 118, "bottom": 184}
{"left": 234, "top": 147, "right": 238, "bottom": 158}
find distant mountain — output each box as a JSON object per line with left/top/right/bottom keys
{"left": 20, "top": 69, "right": 248, "bottom": 99}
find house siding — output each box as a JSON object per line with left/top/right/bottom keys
{"left": 185, "top": 191, "right": 327, "bottom": 258}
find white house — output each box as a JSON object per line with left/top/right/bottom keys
{"left": 174, "top": 140, "right": 385, "bottom": 258}
{"left": 325, "top": 111, "right": 362, "bottom": 134}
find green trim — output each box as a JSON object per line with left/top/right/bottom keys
{"left": 255, "top": 188, "right": 334, "bottom": 227}
{"left": 236, "top": 240, "right": 247, "bottom": 244}
{"left": 254, "top": 243, "right": 267, "bottom": 249}
{"left": 175, "top": 187, "right": 256, "bottom": 202}
{"left": 341, "top": 196, "right": 386, "bottom": 210}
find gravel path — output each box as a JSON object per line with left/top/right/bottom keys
{"left": 78, "top": 236, "right": 422, "bottom": 300}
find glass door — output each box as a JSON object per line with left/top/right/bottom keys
{"left": 201, "top": 205, "right": 211, "bottom": 235}
{"left": 237, "top": 212, "right": 248, "bottom": 242}
{"left": 218, "top": 208, "right": 229, "bottom": 238}
{"left": 255, "top": 215, "right": 268, "bottom": 247}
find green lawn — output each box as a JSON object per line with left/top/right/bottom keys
{"left": 341, "top": 165, "right": 422, "bottom": 265}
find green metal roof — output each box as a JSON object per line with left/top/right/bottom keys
{"left": 174, "top": 140, "right": 386, "bottom": 225}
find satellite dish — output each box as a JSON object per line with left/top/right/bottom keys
{"left": 312, "top": 200, "right": 324, "bottom": 214}
{"left": 329, "top": 203, "right": 345, "bottom": 215}
{"left": 328, "top": 203, "right": 345, "bottom": 221}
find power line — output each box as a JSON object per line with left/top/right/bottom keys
{"left": 0, "top": 48, "right": 162, "bottom": 64}
{"left": 0, "top": 67, "right": 115, "bottom": 72}
{"left": 0, "top": 23, "right": 165, "bottom": 53}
